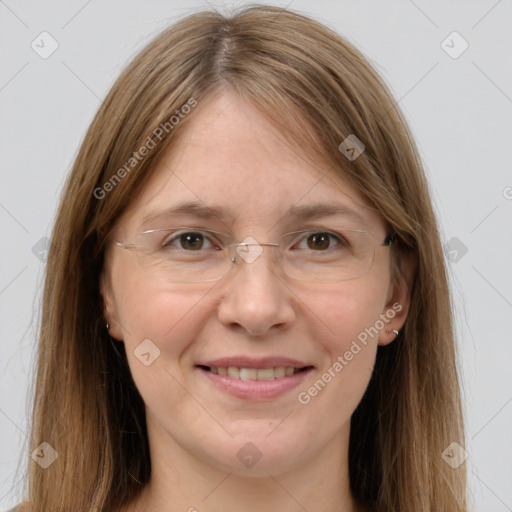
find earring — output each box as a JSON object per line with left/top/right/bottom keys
{"left": 386, "top": 329, "right": 399, "bottom": 336}
{"left": 106, "top": 322, "right": 110, "bottom": 330}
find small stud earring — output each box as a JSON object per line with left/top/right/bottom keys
{"left": 386, "top": 329, "right": 399, "bottom": 336}
{"left": 106, "top": 322, "right": 110, "bottom": 330}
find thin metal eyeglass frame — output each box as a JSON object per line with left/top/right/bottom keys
{"left": 113, "top": 228, "right": 397, "bottom": 283}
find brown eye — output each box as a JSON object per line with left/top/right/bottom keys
{"left": 306, "top": 233, "right": 331, "bottom": 250}
{"left": 160, "top": 231, "right": 215, "bottom": 251}
{"left": 179, "top": 233, "right": 205, "bottom": 250}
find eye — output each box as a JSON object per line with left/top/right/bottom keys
{"left": 162, "top": 231, "right": 217, "bottom": 251}
{"left": 295, "top": 231, "right": 348, "bottom": 251}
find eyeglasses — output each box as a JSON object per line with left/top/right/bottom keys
{"left": 113, "top": 226, "right": 396, "bottom": 283}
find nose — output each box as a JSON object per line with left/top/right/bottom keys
{"left": 216, "top": 243, "right": 296, "bottom": 337}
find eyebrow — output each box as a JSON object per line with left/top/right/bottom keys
{"left": 141, "top": 200, "right": 367, "bottom": 226}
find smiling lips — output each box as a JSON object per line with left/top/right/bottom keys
{"left": 196, "top": 357, "right": 314, "bottom": 400}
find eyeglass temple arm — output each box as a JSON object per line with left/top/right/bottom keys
{"left": 115, "top": 241, "right": 136, "bottom": 250}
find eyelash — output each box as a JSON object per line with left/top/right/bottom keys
{"left": 160, "top": 229, "right": 348, "bottom": 251}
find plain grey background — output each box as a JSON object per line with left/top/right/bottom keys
{"left": 1, "top": 1, "right": 511, "bottom": 510}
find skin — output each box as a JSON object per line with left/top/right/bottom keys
{"left": 102, "top": 89, "right": 413, "bottom": 512}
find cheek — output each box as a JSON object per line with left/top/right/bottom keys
{"left": 110, "top": 259, "right": 216, "bottom": 370}
{"left": 113, "top": 280, "right": 217, "bottom": 412}
{"left": 295, "top": 277, "right": 388, "bottom": 405}
{"left": 291, "top": 288, "right": 385, "bottom": 438}
{"left": 314, "top": 275, "right": 389, "bottom": 351}
{"left": 111, "top": 248, "right": 207, "bottom": 334}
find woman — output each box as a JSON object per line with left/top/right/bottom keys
{"left": 12, "top": 4, "right": 468, "bottom": 511}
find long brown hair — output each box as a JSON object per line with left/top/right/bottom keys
{"left": 18, "top": 5, "right": 468, "bottom": 511}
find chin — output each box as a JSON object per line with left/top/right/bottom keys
{"left": 194, "top": 430, "right": 313, "bottom": 476}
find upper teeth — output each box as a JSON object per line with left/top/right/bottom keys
{"left": 210, "top": 366, "right": 298, "bottom": 380}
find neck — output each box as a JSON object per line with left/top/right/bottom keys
{"left": 125, "top": 416, "right": 358, "bottom": 512}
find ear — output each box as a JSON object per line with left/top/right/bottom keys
{"left": 378, "top": 250, "right": 417, "bottom": 346}
{"left": 99, "top": 270, "right": 124, "bottom": 341}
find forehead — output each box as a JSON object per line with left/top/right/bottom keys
{"left": 119, "top": 91, "right": 384, "bottom": 233}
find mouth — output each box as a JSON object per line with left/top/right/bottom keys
{"left": 195, "top": 359, "right": 314, "bottom": 400}
{"left": 196, "top": 365, "right": 312, "bottom": 381}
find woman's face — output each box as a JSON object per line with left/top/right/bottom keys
{"left": 102, "top": 90, "right": 409, "bottom": 477}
